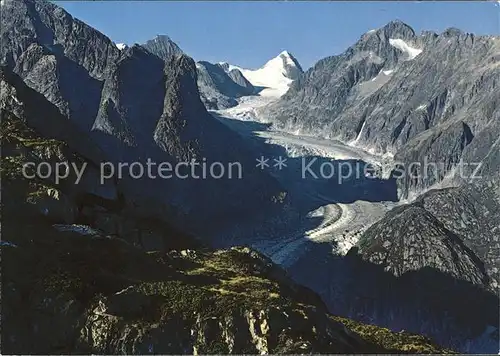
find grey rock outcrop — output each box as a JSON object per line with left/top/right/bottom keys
{"left": 1, "top": 0, "right": 286, "bottom": 236}
{"left": 141, "top": 34, "right": 184, "bottom": 61}
{"left": 278, "top": 50, "right": 303, "bottom": 81}
{"left": 197, "top": 61, "right": 255, "bottom": 110}
{"left": 31, "top": 188, "right": 78, "bottom": 224}
{"left": 0, "top": 0, "right": 120, "bottom": 78}
{"left": 359, "top": 178, "right": 500, "bottom": 293}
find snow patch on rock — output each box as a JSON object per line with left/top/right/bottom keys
{"left": 389, "top": 38, "right": 422, "bottom": 60}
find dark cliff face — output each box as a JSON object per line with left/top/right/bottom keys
{"left": 227, "top": 68, "right": 254, "bottom": 90}
{"left": 359, "top": 178, "right": 500, "bottom": 293}
{"left": 0, "top": 66, "right": 118, "bottom": 202}
{"left": 1, "top": 0, "right": 286, "bottom": 236}
{"left": 264, "top": 20, "right": 500, "bottom": 198}
{"left": 141, "top": 35, "right": 257, "bottom": 111}
{"left": 0, "top": 0, "right": 120, "bottom": 78}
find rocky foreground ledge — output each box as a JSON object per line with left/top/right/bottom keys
{"left": 2, "top": 232, "right": 451, "bottom": 354}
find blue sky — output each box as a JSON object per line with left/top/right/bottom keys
{"left": 58, "top": 1, "right": 499, "bottom": 69}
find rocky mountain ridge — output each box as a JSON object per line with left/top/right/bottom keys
{"left": 245, "top": 19, "right": 500, "bottom": 353}
{"left": 141, "top": 34, "right": 184, "bottom": 61}
{"left": 196, "top": 50, "right": 304, "bottom": 109}
{"left": 263, "top": 20, "right": 500, "bottom": 198}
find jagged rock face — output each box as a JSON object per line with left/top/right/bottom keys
{"left": 330, "top": 178, "right": 499, "bottom": 352}
{"left": 419, "top": 181, "right": 500, "bottom": 291}
{"left": 0, "top": 77, "right": 200, "bottom": 253}
{"left": 0, "top": 107, "right": 450, "bottom": 354}
{"left": 140, "top": 35, "right": 255, "bottom": 111}
{"left": 264, "top": 20, "right": 500, "bottom": 197}
{"left": 227, "top": 68, "right": 254, "bottom": 90}
{"left": 93, "top": 45, "right": 167, "bottom": 148}
{"left": 0, "top": 200, "right": 449, "bottom": 356}
{"left": 141, "top": 34, "right": 184, "bottom": 61}
{"left": 196, "top": 61, "right": 255, "bottom": 110}
{"left": 1, "top": 0, "right": 286, "bottom": 236}
{"left": 257, "top": 21, "right": 499, "bottom": 351}
{"left": 266, "top": 21, "right": 417, "bottom": 126}
{"left": 359, "top": 203, "right": 489, "bottom": 286}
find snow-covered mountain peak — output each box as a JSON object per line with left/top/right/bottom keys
{"left": 154, "top": 34, "right": 173, "bottom": 42}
